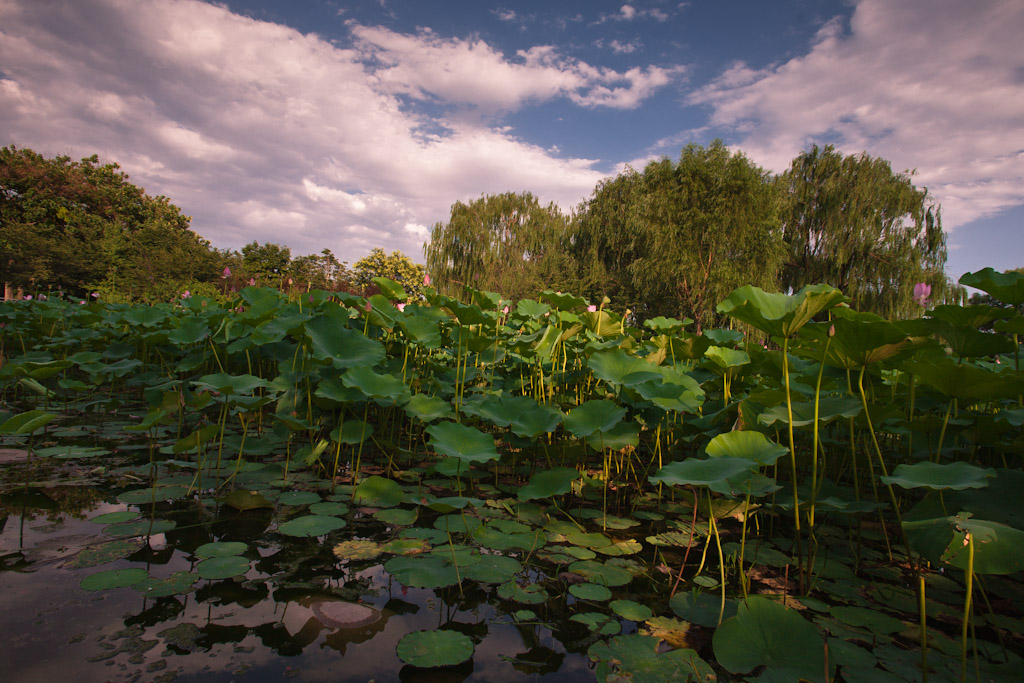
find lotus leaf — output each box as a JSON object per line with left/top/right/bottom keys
{"left": 426, "top": 421, "right": 499, "bottom": 464}
{"left": 670, "top": 591, "right": 737, "bottom": 627}
{"left": 332, "top": 540, "right": 383, "bottom": 562}
{"left": 277, "top": 490, "right": 321, "bottom": 506}
{"left": 374, "top": 507, "right": 417, "bottom": 525}
{"left": 713, "top": 597, "right": 825, "bottom": 681}
{"left": 397, "top": 629, "right": 474, "bottom": 668}
{"left": 589, "top": 634, "right": 714, "bottom": 683}
{"left": 650, "top": 456, "right": 758, "bottom": 489}
{"left": 462, "top": 555, "right": 522, "bottom": 583}
{"left": 570, "top": 612, "right": 620, "bottom": 635}
{"left": 717, "top": 283, "right": 846, "bottom": 338}
{"left": 881, "top": 461, "right": 995, "bottom": 490}
{"left": 277, "top": 515, "right": 346, "bottom": 537}
{"left": 610, "top": 599, "right": 653, "bottom": 621}
{"left": 588, "top": 349, "right": 662, "bottom": 386}
{"left": 196, "top": 555, "right": 250, "bottom": 579}
{"left": 569, "top": 582, "right": 612, "bottom": 601}
{"left": 384, "top": 555, "right": 460, "bottom": 588}
{"left": 497, "top": 580, "right": 547, "bottom": 604}
{"left": 959, "top": 267, "right": 1024, "bottom": 306}
{"left": 518, "top": 467, "right": 578, "bottom": 501}
{"left": 563, "top": 400, "right": 626, "bottom": 439}
{"left": 705, "top": 430, "right": 787, "bottom": 466}
{"left": 132, "top": 571, "right": 198, "bottom": 597}
{"left": 80, "top": 568, "right": 150, "bottom": 591}
{"left": 403, "top": 394, "right": 453, "bottom": 422}
{"left": 567, "top": 559, "right": 632, "bottom": 587}
{"left": 352, "top": 475, "right": 405, "bottom": 508}
{"left": 195, "top": 541, "right": 248, "bottom": 559}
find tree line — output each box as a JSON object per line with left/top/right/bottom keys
{"left": 4, "top": 142, "right": 962, "bottom": 322}
{"left": 0, "top": 146, "right": 424, "bottom": 302}
{"left": 427, "top": 141, "right": 960, "bottom": 328}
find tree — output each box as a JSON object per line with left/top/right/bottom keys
{"left": 574, "top": 141, "right": 785, "bottom": 330}
{"left": 1, "top": 145, "right": 216, "bottom": 301}
{"left": 352, "top": 248, "right": 426, "bottom": 298}
{"left": 425, "top": 192, "right": 577, "bottom": 300}
{"left": 778, "top": 145, "right": 951, "bottom": 318}
{"left": 288, "top": 249, "right": 351, "bottom": 291}
{"left": 241, "top": 241, "right": 291, "bottom": 284}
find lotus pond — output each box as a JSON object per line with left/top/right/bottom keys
{"left": 2, "top": 270, "right": 1024, "bottom": 682}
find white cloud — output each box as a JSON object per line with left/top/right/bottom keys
{"left": 0, "top": 0, "right": 612, "bottom": 262}
{"left": 350, "top": 23, "right": 676, "bottom": 112}
{"left": 688, "top": 0, "right": 1024, "bottom": 230}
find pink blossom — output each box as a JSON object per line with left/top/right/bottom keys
{"left": 396, "top": 303, "right": 406, "bottom": 312}
{"left": 423, "top": 273, "right": 431, "bottom": 286}
{"left": 249, "top": 277, "right": 256, "bottom": 286}
{"left": 91, "top": 292, "right": 99, "bottom": 298}
{"left": 181, "top": 290, "right": 191, "bottom": 298}
{"left": 587, "top": 304, "right": 597, "bottom": 312}
{"left": 24, "top": 295, "right": 32, "bottom": 300}
{"left": 913, "top": 282, "right": 932, "bottom": 307}
{"left": 364, "top": 301, "right": 372, "bottom": 312}
{"left": 502, "top": 305, "right": 509, "bottom": 315}
{"left": 79, "top": 300, "right": 86, "bottom": 305}
{"left": 287, "top": 277, "right": 293, "bottom": 286}
{"left": 222, "top": 266, "right": 231, "bottom": 279}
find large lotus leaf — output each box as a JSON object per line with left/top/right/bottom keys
{"left": 385, "top": 555, "right": 460, "bottom": 588}
{"left": 518, "top": 467, "right": 579, "bottom": 501}
{"left": 219, "top": 489, "right": 274, "bottom": 511}
{"left": 588, "top": 348, "right": 655, "bottom": 387}
{"left": 650, "top": 456, "right": 758, "bottom": 489}
{"left": 633, "top": 379, "right": 703, "bottom": 414}
{"left": 541, "top": 290, "right": 588, "bottom": 310}
{"left": 167, "top": 316, "right": 210, "bottom": 345}
{"left": 567, "top": 559, "right": 633, "bottom": 587}
{"left": 403, "top": 394, "right": 453, "bottom": 422}
{"left": 80, "top": 568, "right": 150, "bottom": 591}
{"left": 705, "top": 430, "right": 787, "bottom": 466}
{"left": 881, "top": 461, "right": 995, "bottom": 490}
{"left": 570, "top": 582, "right": 612, "bottom": 601}
{"left": 923, "top": 319, "right": 1016, "bottom": 358}
{"left": 581, "top": 309, "right": 623, "bottom": 337}
{"left": 462, "top": 555, "right": 523, "bottom": 583}
{"left": 589, "top": 421, "right": 639, "bottom": 452}
{"left": 192, "top": 372, "right": 270, "bottom": 395}
{"left": 461, "top": 393, "right": 538, "bottom": 427}
{"left": 704, "top": 346, "right": 751, "bottom": 372}
{"left": 717, "top": 283, "right": 846, "bottom": 338}
{"left": 670, "top": 591, "right": 738, "bottom": 627}
{"left": 330, "top": 419, "right": 374, "bottom": 444}
{"left": 342, "top": 365, "right": 409, "bottom": 402}
{"left": 510, "top": 405, "right": 563, "bottom": 438}
{"left": 904, "top": 512, "right": 1024, "bottom": 575}
{"left": 197, "top": 555, "right": 250, "bottom": 579}
{"left": 609, "top": 599, "right": 653, "bottom": 622}
{"left": 589, "top": 634, "right": 714, "bottom": 683}
{"left": 277, "top": 515, "right": 347, "bottom": 537}
{"left": 371, "top": 276, "right": 407, "bottom": 301}
{"left": 823, "top": 311, "right": 908, "bottom": 368}
{"left": 927, "top": 304, "right": 1013, "bottom": 329}
{"left": 713, "top": 597, "right": 825, "bottom": 681}
{"left": 195, "top": 541, "right": 248, "bottom": 559}
{"left": 758, "top": 396, "right": 862, "bottom": 427}
{"left": 0, "top": 410, "right": 56, "bottom": 435}
{"left": 959, "top": 267, "right": 1024, "bottom": 306}
{"left": 904, "top": 359, "right": 1019, "bottom": 401}
{"left": 516, "top": 299, "right": 550, "bottom": 319}
{"left": 397, "top": 629, "right": 474, "bottom": 668}
{"left": 399, "top": 315, "right": 442, "bottom": 348}
{"left": 314, "top": 377, "right": 363, "bottom": 405}
{"left": 133, "top": 571, "right": 199, "bottom": 597}
{"left": 426, "top": 421, "right": 499, "bottom": 464}
{"left": 306, "top": 316, "right": 386, "bottom": 367}
{"left": 644, "top": 316, "right": 691, "bottom": 333}
{"left": 563, "top": 400, "right": 626, "bottom": 439}
{"left": 333, "top": 539, "right": 383, "bottom": 562}
{"left": 829, "top": 606, "right": 906, "bottom": 635}
{"left": 353, "top": 475, "right": 406, "bottom": 507}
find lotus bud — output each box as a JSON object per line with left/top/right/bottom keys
{"left": 423, "top": 274, "right": 431, "bottom": 286}
{"left": 913, "top": 282, "right": 932, "bottom": 307}
{"left": 397, "top": 303, "right": 406, "bottom": 312}
{"left": 249, "top": 277, "right": 256, "bottom": 286}
{"left": 222, "top": 266, "right": 231, "bottom": 279}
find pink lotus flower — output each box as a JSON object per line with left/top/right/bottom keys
{"left": 396, "top": 303, "right": 406, "bottom": 312}
{"left": 423, "top": 273, "right": 431, "bottom": 286}
{"left": 249, "top": 277, "right": 256, "bottom": 286}
{"left": 913, "top": 282, "right": 932, "bottom": 307}
{"left": 502, "top": 305, "right": 509, "bottom": 315}
{"left": 222, "top": 266, "right": 231, "bottom": 279}
{"left": 91, "top": 292, "right": 99, "bottom": 298}
{"left": 79, "top": 300, "right": 86, "bottom": 305}
{"left": 181, "top": 290, "right": 191, "bottom": 298}
{"left": 364, "top": 301, "right": 372, "bottom": 312}
{"left": 24, "top": 295, "right": 32, "bottom": 300}
{"left": 587, "top": 304, "right": 597, "bottom": 312}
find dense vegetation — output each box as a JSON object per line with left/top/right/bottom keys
{"left": 2, "top": 268, "right": 1023, "bottom": 679}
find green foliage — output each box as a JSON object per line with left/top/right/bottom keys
{"left": 426, "top": 191, "right": 576, "bottom": 299}
{"left": 779, "top": 144, "right": 955, "bottom": 318}
{"left": 574, "top": 140, "right": 784, "bottom": 331}
{"left": 352, "top": 247, "right": 425, "bottom": 299}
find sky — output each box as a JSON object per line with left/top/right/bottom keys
{"left": 1, "top": 0, "right": 1022, "bottom": 283}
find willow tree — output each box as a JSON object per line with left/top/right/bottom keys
{"left": 778, "top": 145, "right": 950, "bottom": 318}
{"left": 425, "top": 192, "right": 577, "bottom": 300}
{"left": 574, "top": 141, "right": 784, "bottom": 330}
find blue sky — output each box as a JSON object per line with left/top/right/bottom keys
{"left": 1, "top": 0, "right": 1021, "bottom": 283}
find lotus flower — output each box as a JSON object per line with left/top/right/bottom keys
{"left": 396, "top": 303, "right": 406, "bottom": 312}
{"left": 91, "top": 292, "right": 99, "bottom": 298}
{"left": 587, "top": 304, "right": 597, "bottom": 312}
{"left": 364, "top": 301, "right": 372, "bottom": 312}
{"left": 423, "top": 273, "right": 431, "bottom": 287}
{"left": 249, "top": 277, "right": 256, "bottom": 286}
{"left": 181, "top": 290, "right": 191, "bottom": 298}
{"left": 222, "top": 266, "right": 231, "bottom": 279}
{"left": 24, "top": 295, "right": 32, "bottom": 300}
{"left": 913, "top": 282, "right": 932, "bottom": 307}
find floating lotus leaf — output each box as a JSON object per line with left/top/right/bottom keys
{"left": 385, "top": 555, "right": 460, "bottom": 588}
{"left": 881, "top": 461, "right": 995, "bottom": 490}
{"left": 277, "top": 490, "right": 321, "bottom": 506}
{"left": 670, "top": 591, "right": 737, "bottom": 627}
{"left": 133, "top": 571, "right": 198, "bottom": 597}
{"left": 462, "top": 554, "right": 522, "bottom": 583}
{"left": 589, "top": 634, "right": 714, "bottom": 683}
{"left": 570, "top": 612, "right": 620, "bottom": 635}
{"left": 403, "top": 394, "right": 453, "bottom": 422}
{"left": 567, "top": 531, "right": 611, "bottom": 549}
{"left": 713, "top": 597, "right": 825, "bottom": 681}
{"left": 89, "top": 511, "right": 138, "bottom": 525}
{"left": 518, "top": 467, "right": 578, "bottom": 501}
{"left": 312, "top": 600, "right": 383, "bottom": 629}
{"left": 426, "top": 421, "right": 499, "bottom": 464}
{"left": 117, "top": 486, "right": 191, "bottom": 504}
{"left": 569, "top": 582, "right": 612, "bottom": 601}
{"left": 35, "top": 445, "right": 110, "bottom": 459}
{"left": 650, "top": 456, "right": 758, "bottom": 489}
{"left": 277, "top": 515, "right": 346, "bottom": 537}
{"left": 195, "top": 541, "right": 248, "bottom": 559}
{"left": 472, "top": 526, "right": 543, "bottom": 552}
{"left": 80, "top": 568, "right": 150, "bottom": 591}
{"left": 829, "top": 606, "right": 906, "bottom": 635}
{"left": 717, "top": 283, "right": 846, "bottom": 338}
{"left": 563, "top": 400, "right": 626, "bottom": 439}
{"left": 593, "top": 539, "right": 643, "bottom": 556}
{"left": 65, "top": 538, "right": 145, "bottom": 569}
{"left": 196, "top": 555, "right": 250, "bottom": 579}
{"left": 567, "top": 559, "right": 632, "bottom": 587}
{"left": 219, "top": 489, "right": 274, "bottom": 511}
{"left": 374, "top": 507, "right": 417, "bottom": 525}
{"left": 353, "top": 477, "right": 407, "bottom": 510}
{"left": 397, "top": 629, "right": 474, "bottom": 668}
{"left": 310, "top": 501, "right": 349, "bottom": 516}
{"left": 705, "top": 430, "right": 788, "bottom": 466}
{"left": 497, "top": 580, "right": 548, "bottom": 604}
{"left": 332, "top": 539, "right": 383, "bottom": 562}
{"left": 381, "top": 538, "right": 430, "bottom": 555}
{"left": 610, "top": 599, "right": 653, "bottom": 621}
